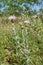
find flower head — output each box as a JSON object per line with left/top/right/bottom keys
{"left": 32, "top": 15, "right": 37, "bottom": 18}
{"left": 8, "top": 15, "right": 16, "bottom": 20}
{"left": 24, "top": 20, "right": 30, "bottom": 24}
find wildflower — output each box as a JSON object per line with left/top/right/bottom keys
{"left": 24, "top": 20, "right": 30, "bottom": 24}
{"left": 8, "top": 15, "right": 16, "bottom": 20}
{"left": 32, "top": 15, "right": 37, "bottom": 18}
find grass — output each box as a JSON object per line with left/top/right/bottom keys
{"left": 0, "top": 15, "right": 43, "bottom": 65}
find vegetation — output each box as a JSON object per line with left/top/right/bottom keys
{"left": 0, "top": 15, "right": 43, "bottom": 65}
{"left": 0, "top": 0, "right": 43, "bottom": 65}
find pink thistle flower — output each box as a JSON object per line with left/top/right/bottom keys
{"left": 8, "top": 15, "right": 16, "bottom": 20}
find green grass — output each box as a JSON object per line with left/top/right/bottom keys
{"left": 0, "top": 16, "right": 43, "bottom": 65}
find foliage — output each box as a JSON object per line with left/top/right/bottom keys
{"left": 0, "top": 0, "right": 43, "bottom": 65}
{"left": 0, "top": 0, "right": 43, "bottom": 15}
{"left": 0, "top": 15, "right": 43, "bottom": 65}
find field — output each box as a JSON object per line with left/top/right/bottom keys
{"left": 0, "top": 15, "right": 43, "bottom": 65}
